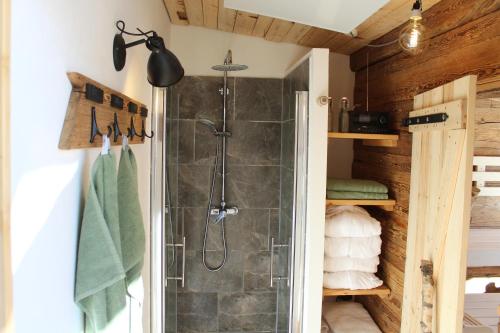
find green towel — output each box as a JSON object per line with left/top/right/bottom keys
{"left": 117, "top": 147, "right": 145, "bottom": 285}
{"left": 327, "top": 178, "right": 388, "bottom": 194}
{"left": 75, "top": 153, "right": 126, "bottom": 332}
{"left": 327, "top": 190, "right": 389, "bottom": 200}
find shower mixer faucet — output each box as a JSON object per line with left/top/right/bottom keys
{"left": 210, "top": 205, "right": 239, "bottom": 224}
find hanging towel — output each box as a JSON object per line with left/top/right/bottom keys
{"left": 117, "top": 147, "right": 145, "bottom": 286}
{"left": 327, "top": 178, "right": 388, "bottom": 194}
{"left": 75, "top": 153, "right": 127, "bottom": 332}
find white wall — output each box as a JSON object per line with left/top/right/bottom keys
{"left": 327, "top": 53, "right": 355, "bottom": 178}
{"left": 170, "top": 25, "right": 309, "bottom": 77}
{"left": 10, "top": 0, "right": 170, "bottom": 332}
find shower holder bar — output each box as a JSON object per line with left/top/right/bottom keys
{"left": 165, "top": 236, "right": 186, "bottom": 288}
{"left": 270, "top": 237, "right": 291, "bottom": 288}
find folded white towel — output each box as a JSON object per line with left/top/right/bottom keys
{"left": 326, "top": 205, "right": 370, "bottom": 218}
{"left": 323, "top": 301, "right": 382, "bottom": 333}
{"left": 325, "top": 211, "right": 381, "bottom": 237}
{"left": 323, "top": 271, "right": 383, "bottom": 290}
{"left": 324, "top": 256, "right": 379, "bottom": 273}
{"left": 324, "top": 236, "right": 381, "bottom": 258}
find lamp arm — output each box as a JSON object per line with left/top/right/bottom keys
{"left": 124, "top": 38, "right": 147, "bottom": 49}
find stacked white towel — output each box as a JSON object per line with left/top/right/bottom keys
{"left": 323, "top": 205, "right": 383, "bottom": 290}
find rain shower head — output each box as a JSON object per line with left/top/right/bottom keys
{"left": 211, "top": 64, "right": 248, "bottom": 71}
{"left": 211, "top": 49, "right": 248, "bottom": 72}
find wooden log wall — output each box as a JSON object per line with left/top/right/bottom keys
{"left": 349, "top": 1, "right": 500, "bottom": 332}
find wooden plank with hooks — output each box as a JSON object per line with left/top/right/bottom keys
{"left": 59, "top": 72, "right": 150, "bottom": 150}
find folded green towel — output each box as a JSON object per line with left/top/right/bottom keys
{"left": 118, "top": 147, "right": 145, "bottom": 286}
{"left": 75, "top": 153, "right": 127, "bottom": 332}
{"left": 327, "top": 178, "right": 388, "bottom": 194}
{"left": 327, "top": 190, "right": 389, "bottom": 200}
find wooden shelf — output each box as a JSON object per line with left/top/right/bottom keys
{"left": 326, "top": 199, "right": 396, "bottom": 211}
{"left": 323, "top": 285, "right": 391, "bottom": 298}
{"left": 328, "top": 132, "right": 399, "bottom": 147}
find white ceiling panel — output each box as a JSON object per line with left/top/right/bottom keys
{"left": 224, "top": 0, "right": 390, "bottom": 33}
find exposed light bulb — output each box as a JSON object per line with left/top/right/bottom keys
{"left": 399, "top": 0, "right": 426, "bottom": 55}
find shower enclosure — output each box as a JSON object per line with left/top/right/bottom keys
{"left": 151, "top": 49, "right": 329, "bottom": 333}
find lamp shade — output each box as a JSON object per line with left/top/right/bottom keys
{"left": 147, "top": 36, "right": 184, "bottom": 87}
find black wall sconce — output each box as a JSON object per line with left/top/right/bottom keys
{"left": 113, "top": 20, "right": 184, "bottom": 87}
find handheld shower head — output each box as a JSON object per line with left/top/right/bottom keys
{"left": 197, "top": 118, "right": 218, "bottom": 134}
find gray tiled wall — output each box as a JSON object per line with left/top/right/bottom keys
{"left": 167, "top": 76, "right": 284, "bottom": 333}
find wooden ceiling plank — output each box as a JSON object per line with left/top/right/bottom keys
{"left": 202, "top": 0, "right": 218, "bottom": 29}
{"left": 282, "top": 23, "right": 311, "bottom": 44}
{"left": 265, "top": 18, "right": 294, "bottom": 42}
{"left": 355, "top": 0, "right": 442, "bottom": 42}
{"left": 297, "top": 27, "right": 334, "bottom": 47}
{"left": 163, "top": 0, "right": 189, "bottom": 25}
{"left": 217, "top": 0, "right": 236, "bottom": 32}
{"left": 233, "top": 11, "right": 258, "bottom": 36}
{"left": 252, "top": 15, "right": 273, "bottom": 38}
{"left": 184, "top": 0, "right": 204, "bottom": 26}
{"left": 350, "top": 0, "right": 499, "bottom": 71}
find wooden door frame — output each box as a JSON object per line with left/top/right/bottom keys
{"left": 1, "top": 0, "right": 13, "bottom": 331}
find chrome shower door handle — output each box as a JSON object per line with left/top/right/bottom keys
{"left": 270, "top": 237, "right": 275, "bottom": 287}
{"left": 165, "top": 236, "right": 186, "bottom": 288}
{"left": 270, "top": 237, "right": 290, "bottom": 287}
{"left": 181, "top": 236, "right": 186, "bottom": 288}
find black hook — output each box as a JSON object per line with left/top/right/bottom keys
{"left": 127, "top": 116, "right": 138, "bottom": 139}
{"left": 112, "top": 112, "right": 122, "bottom": 142}
{"left": 90, "top": 107, "right": 113, "bottom": 143}
{"left": 139, "top": 118, "right": 154, "bottom": 142}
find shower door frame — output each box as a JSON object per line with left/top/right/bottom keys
{"left": 284, "top": 48, "right": 329, "bottom": 333}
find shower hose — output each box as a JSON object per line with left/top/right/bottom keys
{"left": 202, "top": 136, "right": 228, "bottom": 271}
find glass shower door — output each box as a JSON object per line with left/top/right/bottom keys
{"left": 276, "top": 49, "right": 329, "bottom": 333}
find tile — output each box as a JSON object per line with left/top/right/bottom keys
{"left": 243, "top": 251, "right": 273, "bottom": 292}
{"left": 219, "top": 291, "right": 276, "bottom": 314}
{"left": 178, "top": 120, "right": 195, "bottom": 164}
{"left": 239, "top": 209, "right": 270, "bottom": 252}
{"left": 218, "top": 292, "right": 277, "bottom": 332}
{"left": 227, "top": 121, "right": 281, "bottom": 166}
{"left": 183, "top": 207, "right": 242, "bottom": 251}
{"left": 194, "top": 119, "right": 221, "bottom": 165}
{"left": 177, "top": 313, "right": 218, "bottom": 333}
{"left": 280, "top": 120, "right": 295, "bottom": 170}
{"left": 282, "top": 77, "right": 292, "bottom": 121}
{"left": 235, "top": 78, "right": 283, "bottom": 121}
{"left": 225, "top": 166, "right": 280, "bottom": 209}
{"left": 174, "top": 76, "right": 234, "bottom": 121}
{"left": 182, "top": 250, "right": 244, "bottom": 293}
{"left": 178, "top": 292, "right": 218, "bottom": 315}
{"left": 178, "top": 165, "right": 210, "bottom": 207}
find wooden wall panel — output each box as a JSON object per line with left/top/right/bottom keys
{"left": 350, "top": 1, "right": 500, "bottom": 331}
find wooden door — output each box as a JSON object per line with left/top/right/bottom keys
{"left": 401, "top": 75, "right": 477, "bottom": 332}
